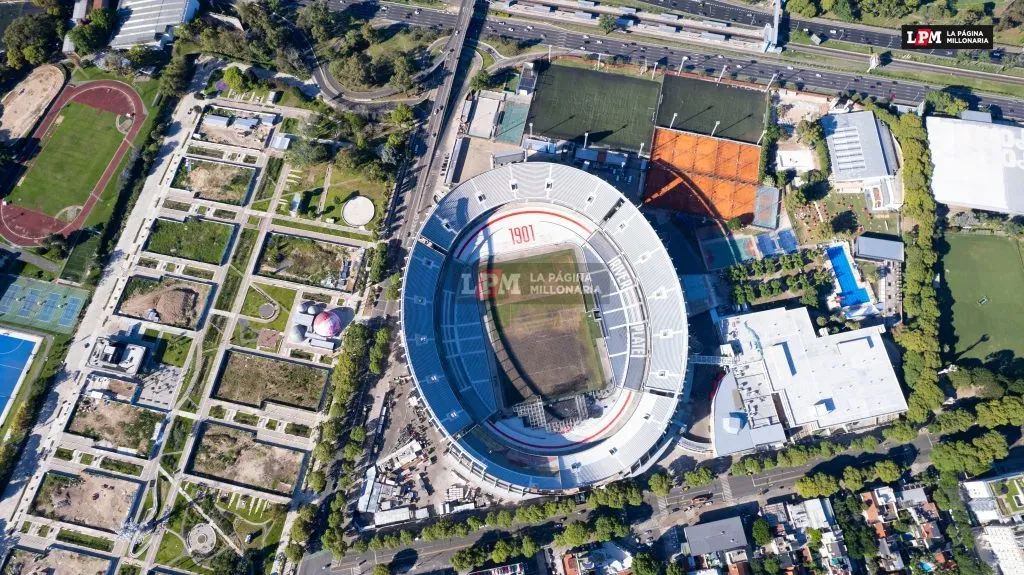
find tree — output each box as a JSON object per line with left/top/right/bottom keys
{"left": 307, "top": 470, "right": 326, "bottom": 492}
{"left": 795, "top": 472, "right": 840, "bottom": 498}
{"left": 350, "top": 425, "right": 366, "bottom": 443}
{"left": 284, "top": 541, "right": 304, "bottom": 563}
{"left": 683, "top": 467, "right": 714, "bottom": 487}
{"left": 391, "top": 103, "right": 415, "bottom": 126}
{"left": 288, "top": 139, "right": 331, "bottom": 166}
{"left": 159, "top": 55, "right": 191, "bottom": 97}
{"left": 882, "top": 420, "right": 918, "bottom": 443}
{"left": 451, "top": 547, "right": 488, "bottom": 572}
{"left": 588, "top": 479, "right": 643, "bottom": 508}
{"left": 521, "top": 534, "right": 539, "bottom": 558}
{"left": 343, "top": 442, "right": 363, "bottom": 461}
{"left": 390, "top": 53, "right": 415, "bottom": 92}
{"left": 786, "top": 0, "right": 819, "bottom": 17}
{"left": 726, "top": 216, "right": 744, "bottom": 231}
{"left": 470, "top": 69, "right": 492, "bottom": 91}
{"left": 555, "top": 521, "right": 593, "bottom": 547}
{"left": 372, "top": 564, "right": 391, "bottom": 575}
{"left": 666, "top": 563, "right": 685, "bottom": 575}
{"left": 751, "top": 517, "right": 772, "bottom": 546}
{"left": 593, "top": 515, "right": 629, "bottom": 541}
{"left": 598, "top": 14, "right": 617, "bottom": 34}
{"left": 491, "top": 539, "right": 521, "bottom": 563}
{"left": 873, "top": 460, "right": 902, "bottom": 483}
{"left": 3, "top": 13, "right": 61, "bottom": 68}
{"left": 930, "top": 430, "right": 1008, "bottom": 476}
{"left": 829, "top": 0, "right": 855, "bottom": 20}
{"left": 68, "top": 9, "right": 113, "bottom": 55}
{"left": 647, "top": 471, "right": 673, "bottom": 496}
{"left": 632, "top": 552, "right": 661, "bottom": 575}
{"left": 222, "top": 66, "right": 255, "bottom": 93}
{"left": 925, "top": 90, "right": 969, "bottom": 116}
{"left": 386, "top": 273, "right": 402, "bottom": 300}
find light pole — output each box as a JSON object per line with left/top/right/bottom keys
{"left": 678, "top": 56, "right": 688, "bottom": 74}
{"left": 765, "top": 72, "right": 777, "bottom": 92}
{"left": 711, "top": 120, "right": 721, "bottom": 137}
{"left": 639, "top": 141, "right": 644, "bottom": 158}
{"left": 669, "top": 112, "right": 678, "bottom": 130}
{"left": 583, "top": 131, "right": 589, "bottom": 148}
{"left": 717, "top": 64, "right": 729, "bottom": 83}
{"left": 529, "top": 122, "right": 534, "bottom": 138}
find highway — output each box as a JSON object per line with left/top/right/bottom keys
{"left": 638, "top": 0, "right": 964, "bottom": 57}
{"left": 347, "top": 1, "right": 1024, "bottom": 118}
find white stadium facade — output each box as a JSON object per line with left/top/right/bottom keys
{"left": 400, "top": 163, "right": 689, "bottom": 494}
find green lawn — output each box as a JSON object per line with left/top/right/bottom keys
{"left": 240, "top": 283, "right": 297, "bottom": 333}
{"left": 151, "top": 332, "right": 194, "bottom": 368}
{"left": 146, "top": 218, "right": 234, "bottom": 264}
{"left": 326, "top": 165, "right": 389, "bottom": 230}
{"left": 945, "top": 234, "right": 1024, "bottom": 361}
{"left": 7, "top": 102, "right": 125, "bottom": 217}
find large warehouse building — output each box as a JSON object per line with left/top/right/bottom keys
{"left": 712, "top": 307, "right": 906, "bottom": 456}
{"left": 401, "top": 163, "right": 688, "bottom": 494}
{"left": 927, "top": 113, "right": 1024, "bottom": 215}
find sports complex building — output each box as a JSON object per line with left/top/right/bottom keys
{"left": 401, "top": 163, "right": 689, "bottom": 494}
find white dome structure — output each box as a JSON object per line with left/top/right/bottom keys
{"left": 312, "top": 311, "right": 342, "bottom": 338}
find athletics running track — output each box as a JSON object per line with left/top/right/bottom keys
{"left": 0, "top": 80, "right": 145, "bottom": 247}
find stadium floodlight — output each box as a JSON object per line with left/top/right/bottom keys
{"left": 711, "top": 120, "right": 721, "bottom": 137}
{"left": 669, "top": 112, "right": 678, "bottom": 130}
{"left": 529, "top": 122, "right": 534, "bottom": 138}
{"left": 584, "top": 131, "right": 590, "bottom": 148}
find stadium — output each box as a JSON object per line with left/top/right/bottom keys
{"left": 401, "top": 163, "right": 688, "bottom": 494}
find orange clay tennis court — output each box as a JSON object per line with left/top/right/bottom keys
{"left": 643, "top": 129, "right": 761, "bottom": 222}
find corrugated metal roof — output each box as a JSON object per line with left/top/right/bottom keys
{"left": 684, "top": 517, "right": 748, "bottom": 555}
{"left": 855, "top": 236, "right": 904, "bottom": 262}
{"left": 821, "top": 111, "right": 898, "bottom": 182}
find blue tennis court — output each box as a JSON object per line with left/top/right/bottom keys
{"left": 777, "top": 230, "right": 799, "bottom": 253}
{"left": 59, "top": 297, "right": 82, "bottom": 328}
{"left": 0, "top": 276, "right": 87, "bottom": 334}
{"left": 0, "top": 331, "right": 39, "bottom": 418}
{"left": 37, "top": 293, "right": 60, "bottom": 322}
{"left": 756, "top": 234, "right": 780, "bottom": 257}
{"left": 0, "top": 285, "right": 18, "bottom": 313}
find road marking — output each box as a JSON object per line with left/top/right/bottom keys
{"left": 719, "top": 475, "right": 735, "bottom": 503}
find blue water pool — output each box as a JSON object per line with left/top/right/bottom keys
{"left": 826, "top": 245, "right": 871, "bottom": 307}
{"left": 0, "top": 333, "right": 36, "bottom": 413}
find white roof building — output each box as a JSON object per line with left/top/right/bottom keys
{"left": 979, "top": 525, "right": 1024, "bottom": 575}
{"left": 963, "top": 471, "right": 1024, "bottom": 525}
{"left": 927, "top": 115, "right": 1024, "bottom": 215}
{"left": 110, "top": 0, "right": 200, "bottom": 48}
{"left": 713, "top": 307, "right": 906, "bottom": 455}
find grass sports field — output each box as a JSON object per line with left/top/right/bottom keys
{"left": 7, "top": 102, "right": 124, "bottom": 217}
{"left": 657, "top": 75, "right": 768, "bottom": 143}
{"left": 944, "top": 234, "right": 1024, "bottom": 361}
{"left": 484, "top": 247, "right": 606, "bottom": 406}
{"left": 527, "top": 65, "right": 659, "bottom": 151}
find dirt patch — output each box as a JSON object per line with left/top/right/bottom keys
{"left": 118, "top": 276, "right": 210, "bottom": 329}
{"left": 190, "top": 423, "right": 303, "bottom": 494}
{"left": 30, "top": 471, "right": 138, "bottom": 532}
{"left": 258, "top": 233, "right": 355, "bottom": 289}
{"left": 195, "top": 111, "right": 272, "bottom": 149}
{"left": 172, "top": 158, "right": 254, "bottom": 205}
{"left": 54, "top": 205, "right": 82, "bottom": 223}
{"left": 66, "top": 396, "right": 163, "bottom": 455}
{"left": 3, "top": 548, "right": 111, "bottom": 575}
{"left": 0, "top": 64, "right": 64, "bottom": 144}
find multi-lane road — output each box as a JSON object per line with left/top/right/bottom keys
{"left": 348, "top": 1, "right": 1024, "bottom": 118}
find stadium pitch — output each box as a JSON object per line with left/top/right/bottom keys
{"left": 657, "top": 75, "right": 768, "bottom": 144}
{"left": 526, "top": 64, "right": 659, "bottom": 151}
{"left": 481, "top": 247, "right": 607, "bottom": 406}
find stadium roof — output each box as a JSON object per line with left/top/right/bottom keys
{"left": 855, "top": 236, "right": 904, "bottom": 262}
{"left": 684, "top": 517, "right": 748, "bottom": 556}
{"left": 927, "top": 115, "right": 1024, "bottom": 215}
{"left": 402, "top": 162, "right": 688, "bottom": 493}
{"left": 644, "top": 128, "right": 761, "bottom": 222}
{"left": 110, "top": 0, "right": 199, "bottom": 48}
{"left": 719, "top": 307, "right": 906, "bottom": 434}
{"left": 821, "top": 111, "right": 898, "bottom": 182}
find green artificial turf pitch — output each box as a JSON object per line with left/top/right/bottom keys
{"left": 944, "top": 233, "right": 1024, "bottom": 361}
{"left": 657, "top": 75, "right": 768, "bottom": 144}
{"left": 526, "top": 65, "right": 659, "bottom": 151}
{"left": 7, "top": 102, "right": 124, "bottom": 217}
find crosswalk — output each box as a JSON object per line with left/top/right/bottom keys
{"left": 719, "top": 475, "right": 735, "bottom": 504}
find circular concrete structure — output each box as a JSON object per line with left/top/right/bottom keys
{"left": 342, "top": 195, "right": 375, "bottom": 227}
{"left": 401, "top": 163, "right": 688, "bottom": 494}
{"left": 186, "top": 523, "right": 216, "bottom": 555}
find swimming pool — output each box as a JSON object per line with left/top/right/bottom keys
{"left": 826, "top": 245, "right": 871, "bottom": 307}
{"left": 0, "top": 332, "right": 39, "bottom": 421}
